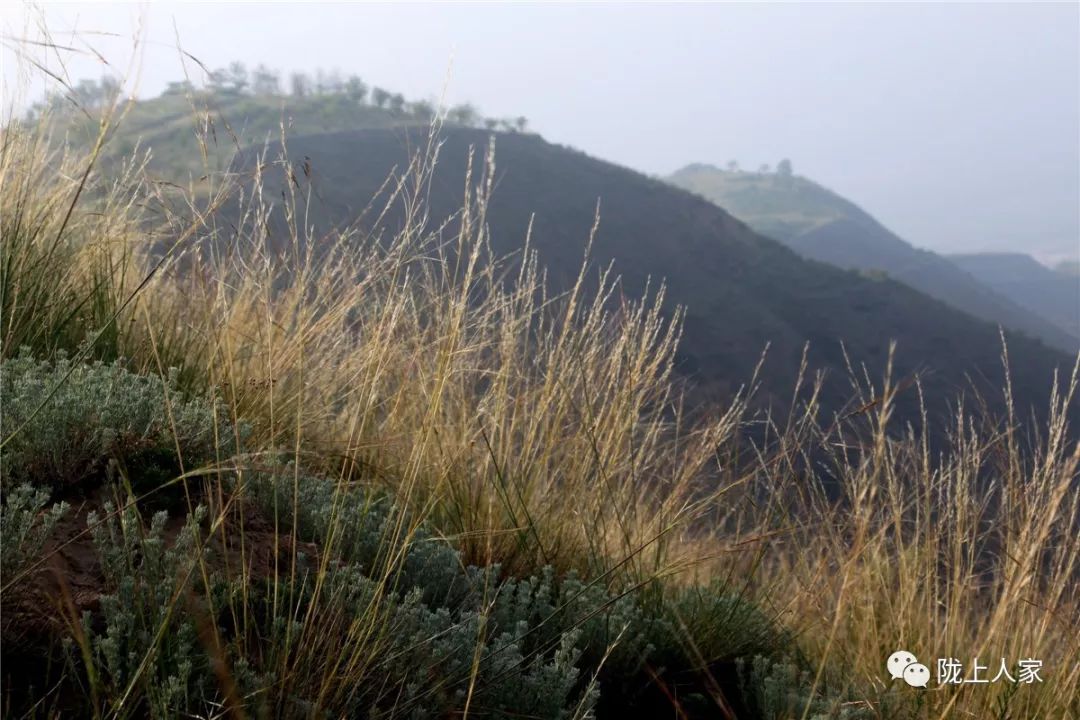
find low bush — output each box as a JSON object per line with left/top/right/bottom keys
{"left": 0, "top": 484, "right": 69, "bottom": 582}
{"left": 77, "top": 503, "right": 215, "bottom": 719}
{"left": 0, "top": 351, "right": 240, "bottom": 495}
{"left": 737, "top": 655, "right": 917, "bottom": 720}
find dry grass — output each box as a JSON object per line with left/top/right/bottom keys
{"left": 738, "top": 362, "right": 1080, "bottom": 719}
{"left": 2, "top": 36, "right": 1079, "bottom": 719}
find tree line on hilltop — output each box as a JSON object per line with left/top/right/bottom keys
{"left": 25, "top": 62, "right": 530, "bottom": 133}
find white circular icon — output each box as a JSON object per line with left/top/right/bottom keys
{"left": 887, "top": 650, "right": 918, "bottom": 680}
{"left": 903, "top": 662, "right": 931, "bottom": 688}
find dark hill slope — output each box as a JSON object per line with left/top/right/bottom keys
{"left": 795, "top": 218, "right": 1080, "bottom": 352}
{"left": 667, "top": 165, "right": 1080, "bottom": 353}
{"left": 230, "top": 128, "right": 1074, "bottom": 425}
{"left": 949, "top": 253, "right": 1080, "bottom": 339}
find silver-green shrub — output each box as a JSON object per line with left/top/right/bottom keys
{"left": 1, "top": 351, "right": 238, "bottom": 493}
{"left": 80, "top": 502, "right": 216, "bottom": 719}
{"left": 738, "top": 655, "right": 917, "bottom": 720}
{"left": 0, "top": 483, "right": 69, "bottom": 581}
{"left": 243, "top": 465, "right": 473, "bottom": 606}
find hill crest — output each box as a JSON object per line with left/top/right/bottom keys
{"left": 667, "top": 164, "right": 1080, "bottom": 353}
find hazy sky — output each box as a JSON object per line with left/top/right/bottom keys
{"left": 4, "top": 2, "right": 1079, "bottom": 264}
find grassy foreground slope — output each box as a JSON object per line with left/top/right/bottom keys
{"left": 667, "top": 164, "right": 1080, "bottom": 353}
{"left": 3, "top": 84, "right": 1079, "bottom": 719}
{"left": 228, "top": 128, "right": 1075, "bottom": 428}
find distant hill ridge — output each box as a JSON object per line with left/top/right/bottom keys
{"left": 1056, "top": 260, "right": 1080, "bottom": 277}
{"left": 949, "top": 252, "right": 1079, "bottom": 341}
{"left": 667, "top": 164, "right": 1080, "bottom": 353}
{"left": 34, "top": 68, "right": 531, "bottom": 184}
{"left": 218, "top": 127, "right": 1073, "bottom": 427}
{"left": 48, "top": 88, "right": 1076, "bottom": 428}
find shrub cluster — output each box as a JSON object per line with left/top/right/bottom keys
{"left": 0, "top": 484, "right": 69, "bottom": 582}
{"left": 0, "top": 351, "right": 239, "bottom": 495}
{"left": 0, "top": 355, "right": 853, "bottom": 718}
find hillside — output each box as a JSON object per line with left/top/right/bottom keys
{"left": 218, "top": 127, "right": 1074, "bottom": 427}
{"left": 950, "top": 253, "right": 1080, "bottom": 339}
{"left": 7, "top": 57, "right": 1080, "bottom": 720}
{"left": 45, "top": 75, "right": 525, "bottom": 184}
{"left": 9, "top": 105, "right": 1080, "bottom": 720}
{"left": 666, "top": 164, "right": 1080, "bottom": 353}
{"left": 48, "top": 88, "right": 1075, "bottom": 427}
{"left": 1056, "top": 259, "right": 1080, "bottom": 276}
